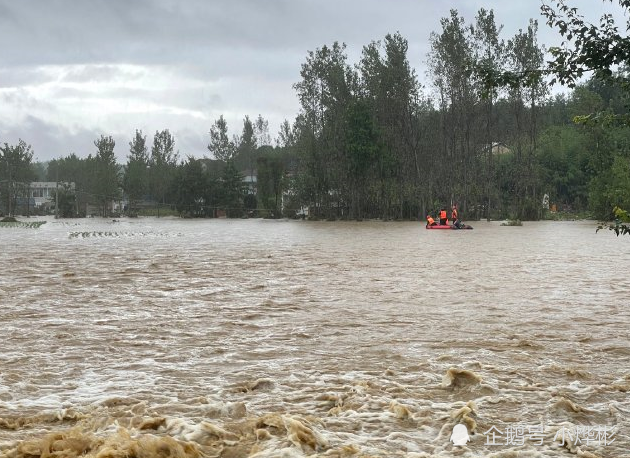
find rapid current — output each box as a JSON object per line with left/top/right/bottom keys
{"left": 0, "top": 217, "right": 629, "bottom": 457}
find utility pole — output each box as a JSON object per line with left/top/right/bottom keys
{"left": 7, "top": 160, "right": 12, "bottom": 217}
{"left": 55, "top": 165, "right": 59, "bottom": 219}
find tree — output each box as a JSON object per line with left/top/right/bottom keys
{"left": 471, "top": 0, "right": 630, "bottom": 233}
{"left": 257, "top": 155, "right": 285, "bottom": 217}
{"left": 219, "top": 160, "right": 245, "bottom": 217}
{"left": 50, "top": 183, "right": 77, "bottom": 218}
{"left": 124, "top": 130, "right": 149, "bottom": 216}
{"left": 93, "top": 135, "right": 120, "bottom": 217}
{"left": 343, "top": 99, "right": 380, "bottom": 219}
{"left": 149, "top": 129, "right": 179, "bottom": 208}
{"left": 235, "top": 115, "right": 257, "bottom": 178}
{"left": 598, "top": 206, "right": 630, "bottom": 235}
{"left": 208, "top": 115, "right": 235, "bottom": 162}
{"left": 0, "top": 139, "right": 36, "bottom": 216}
{"left": 293, "top": 41, "right": 358, "bottom": 218}
{"left": 358, "top": 32, "right": 424, "bottom": 219}
{"left": 276, "top": 119, "right": 297, "bottom": 148}
{"left": 541, "top": 1, "right": 630, "bottom": 94}
{"left": 590, "top": 155, "right": 630, "bottom": 218}
{"left": 505, "top": 20, "right": 547, "bottom": 219}
{"left": 471, "top": 9, "right": 505, "bottom": 220}
{"left": 536, "top": 125, "right": 590, "bottom": 209}
{"left": 474, "top": 0, "right": 630, "bottom": 107}
{"left": 429, "top": 11, "right": 483, "bottom": 215}
{"left": 254, "top": 114, "right": 272, "bottom": 147}
{"left": 541, "top": 0, "right": 630, "bottom": 232}
{"left": 47, "top": 154, "right": 93, "bottom": 216}
{"left": 172, "top": 157, "right": 210, "bottom": 217}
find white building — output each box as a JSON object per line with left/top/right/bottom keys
{"left": 28, "top": 182, "right": 75, "bottom": 207}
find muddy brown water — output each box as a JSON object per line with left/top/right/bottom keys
{"left": 0, "top": 217, "right": 628, "bottom": 457}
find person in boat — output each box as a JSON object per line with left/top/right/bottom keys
{"left": 451, "top": 205, "right": 458, "bottom": 222}
{"left": 451, "top": 205, "right": 462, "bottom": 228}
{"left": 426, "top": 214, "right": 437, "bottom": 227}
{"left": 439, "top": 208, "right": 448, "bottom": 225}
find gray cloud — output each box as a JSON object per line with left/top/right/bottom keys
{"left": 1, "top": 116, "right": 101, "bottom": 160}
{"left": 1, "top": 0, "right": 468, "bottom": 68}
{"left": 1, "top": 115, "right": 213, "bottom": 163}
{"left": 3, "top": 0, "right": 622, "bottom": 69}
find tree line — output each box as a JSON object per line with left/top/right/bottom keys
{"left": 1, "top": 2, "right": 629, "bottom": 224}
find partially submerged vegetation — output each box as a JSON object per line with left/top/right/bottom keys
{"left": 0, "top": 217, "right": 46, "bottom": 228}
{"left": 597, "top": 207, "right": 630, "bottom": 237}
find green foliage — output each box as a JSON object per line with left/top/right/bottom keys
{"left": 124, "top": 130, "right": 149, "bottom": 215}
{"left": 208, "top": 116, "right": 235, "bottom": 162}
{"left": 149, "top": 129, "right": 178, "bottom": 206}
{"left": 94, "top": 135, "right": 121, "bottom": 217}
{"left": 0, "top": 219, "right": 46, "bottom": 228}
{"left": 0, "top": 139, "right": 36, "bottom": 216}
{"left": 172, "top": 157, "right": 211, "bottom": 217}
{"left": 345, "top": 100, "right": 380, "bottom": 175}
{"left": 136, "top": 206, "right": 179, "bottom": 217}
{"left": 257, "top": 155, "right": 285, "bottom": 217}
{"left": 542, "top": 1, "right": 630, "bottom": 91}
{"left": 219, "top": 160, "right": 245, "bottom": 217}
{"left": 50, "top": 183, "right": 77, "bottom": 218}
{"left": 254, "top": 115, "right": 272, "bottom": 147}
{"left": 468, "top": 0, "right": 630, "bottom": 231}
{"left": 473, "top": 0, "right": 630, "bottom": 110}
{"left": 597, "top": 206, "right": 630, "bottom": 236}
{"left": 589, "top": 156, "right": 630, "bottom": 218}
{"left": 344, "top": 99, "right": 381, "bottom": 219}
{"left": 537, "top": 125, "right": 590, "bottom": 209}
{"left": 291, "top": 32, "right": 424, "bottom": 220}
{"left": 276, "top": 119, "right": 297, "bottom": 148}
{"left": 233, "top": 115, "right": 257, "bottom": 175}
{"left": 47, "top": 154, "right": 94, "bottom": 216}
{"left": 31, "top": 162, "right": 47, "bottom": 181}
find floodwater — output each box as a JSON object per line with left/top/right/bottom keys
{"left": 0, "top": 217, "right": 629, "bottom": 457}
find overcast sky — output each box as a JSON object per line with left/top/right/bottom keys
{"left": 0, "top": 0, "right": 625, "bottom": 163}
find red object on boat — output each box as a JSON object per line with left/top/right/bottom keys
{"left": 425, "top": 224, "right": 473, "bottom": 230}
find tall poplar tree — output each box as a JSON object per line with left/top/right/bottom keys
{"left": 294, "top": 41, "right": 357, "bottom": 217}
{"left": 124, "top": 129, "right": 149, "bottom": 215}
{"left": 471, "top": 9, "right": 505, "bottom": 219}
{"left": 149, "top": 129, "right": 178, "bottom": 207}
{"left": 94, "top": 135, "right": 120, "bottom": 217}
{"left": 505, "top": 20, "right": 547, "bottom": 219}
{"left": 236, "top": 115, "right": 257, "bottom": 178}
{"left": 254, "top": 115, "right": 272, "bottom": 147}
{"left": 0, "top": 139, "right": 35, "bottom": 216}
{"left": 208, "top": 115, "right": 235, "bottom": 162}
{"left": 429, "top": 10, "right": 480, "bottom": 210}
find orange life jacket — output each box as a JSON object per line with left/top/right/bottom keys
{"left": 427, "top": 216, "right": 435, "bottom": 225}
{"left": 439, "top": 210, "right": 447, "bottom": 220}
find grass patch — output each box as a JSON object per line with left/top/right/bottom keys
{"left": 501, "top": 219, "right": 523, "bottom": 226}
{"left": 136, "top": 208, "right": 180, "bottom": 217}
{"left": 0, "top": 220, "right": 47, "bottom": 228}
